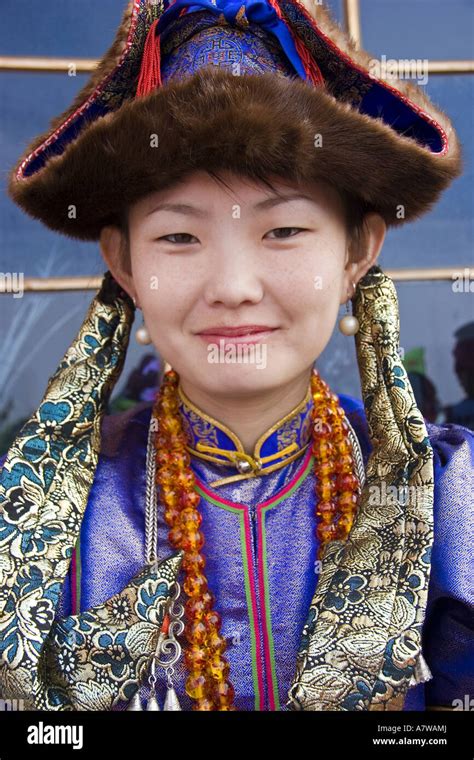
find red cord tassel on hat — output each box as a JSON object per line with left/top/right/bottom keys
{"left": 292, "top": 36, "right": 325, "bottom": 87}
{"left": 136, "top": 18, "right": 163, "bottom": 97}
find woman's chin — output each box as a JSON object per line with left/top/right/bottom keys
{"left": 189, "top": 361, "right": 280, "bottom": 393}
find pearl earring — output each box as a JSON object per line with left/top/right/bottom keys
{"left": 338, "top": 282, "right": 359, "bottom": 336}
{"left": 133, "top": 297, "right": 152, "bottom": 345}
{"left": 136, "top": 322, "right": 152, "bottom": 345}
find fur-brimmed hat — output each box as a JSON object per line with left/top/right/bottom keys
{"left": 8, "top": 0, "right": 463, "bottom": 240}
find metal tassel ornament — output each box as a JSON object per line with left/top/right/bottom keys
{"left": 126, "top": 691, "right": 143, "bottom": 711}
{"left": 145, "top": 659, "right": 161, "bottom": 711}
{"left": 154, "top": 583, "right": 185, "bottom": 711}
{"left": 163, "top": 668, "right": 181, "bottom": 711}
{"left": 137, "top": 583, "right": 185, "bottom": 711}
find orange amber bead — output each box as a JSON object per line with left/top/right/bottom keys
{"left": 156, "top": 451, "right": 171, "bottom": 467}
{"left": 164, "top": 507, "right": 181, "bottom": 525}
{"left": 185, "top": 620, "right": 208, "bottom": 646}
{"left": 207, "top": 631, "right": 227, "bottom": 653}
{"left": 179, "top": 508, "right": 202, "bottom": 530}
{"left": 312, "top": 440, "right": 334, "bottom": 459}
{"left": 160, "top": 487, "right": 180, "bottom": 508}
{"left": 316, "top": 522, "right": 338, "bottom": 542}
{"left": 157, "top": 466, "right": 174, "bottom": 484}
{"left": 334, "top": 442, "right": 351, "bottom": 457}
{"left": 207, "top": 656, "right": 230, "bottom": 682}
{"left": 185, "top": 595, "right": 209, "bottom": 619}
{"left": 193, "top": 697, "right": 215, "bottom": 711}
{"left": 181, "top": 530, "right": 204, "bottom": 553}
{"left": 183, "top": 572, "right": 208, "bottom": 597}
{"left": 335, "top": 454, "right": 353, "bottom": 473}
{"left": 185, "top": 588, "right": 214, "bottom": 610}
{"left": 319, "top": 512, "right": 335, "bottom": 525}
{"left": 331, "top": 429, "right": 345, "bottom": 445}
{"left": 162, "top": 397, "right": 179, "bottom": 413}
{"left": 317, "top": 480, "right": 335, "bottom": 501}
{"left": 169, "top": 433, "right": 189, "bottom": 449}
{"left": 177, "top": 471, "right": 195, "bottom": 489}
{"left": 164, "top": 418, "right": 182, "bottom": 435}
{"left": 204, "top": 609, "right": 221, "bottom": 630}
{"left": 182, "top": 552, "right": 206, "bottom": 573}
{"left": 338, "top": 492, "right": 358, "bottom": 511}
{"left": 180, "top": 490, "right": 201, "bottom": 509}
{"left": 336, "top": 513, "right": 354, "bottom": 533}
{"left": 317, "top": 461, "right": 335, "bottom": 479}
{"left": 170, "top": 451, "right": 191, "bottom": 468}
{"left": 312, "top": 422, "right": 332, "bottom": 437}
{"left": 168, "top": 527, "right": 183, "bottom": 547}
{"left": 184, "top": 646, "right": 208, "bottom": 670}
{"left": 212, "top": 681, "right": 235, "bottom": 702}
{"left": 185, "top": 673, "right": 207, "bottom": 699}
{"left": 315, "top": 499, "right": 335, "bottom": 516}
{"left": 335, "top": 472, "right": 359, "bottom": 492}
{"left": 200, "top": 590, "right": 215, "bottom": 608}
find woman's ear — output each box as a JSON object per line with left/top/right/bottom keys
{"left": 99, "top": 225, "right": 139, "bottom": 306}
{"left": 342, "top": 212, "right": 386, "bottom": 303}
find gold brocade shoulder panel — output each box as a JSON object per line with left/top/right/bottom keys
{"left": 0, "top": 273, "right": 184, "bottom": 709}
{"left": 37, "top": 556, "right": 182, "bottom": 710}
{"left": 287, "top": 267, "right": 435, "bottom": 711}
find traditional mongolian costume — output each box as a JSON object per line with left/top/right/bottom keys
{"left": 0, "top": 0, "right": 472, "bottom": 712}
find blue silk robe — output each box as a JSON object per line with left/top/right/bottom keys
{"left": 45, "top": 386, "right": 474, "bottom": 712}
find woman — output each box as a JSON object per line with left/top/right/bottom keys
{"left": 0, "top": 0, "right": 472, "bottom": 712}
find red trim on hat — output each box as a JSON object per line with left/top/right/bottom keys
{"left": 16, "top": 0, "right": 143, "bottom": 181}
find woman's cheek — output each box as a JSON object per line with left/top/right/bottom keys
{"left": 133, "top": 254, "right": 180, "bottom": 311}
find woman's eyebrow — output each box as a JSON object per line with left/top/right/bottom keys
{"left": 146, "top": 202, "right": 207, "bottom": 218}
{"left": 254, "top": 193, "right": 316, "bottom": 210}
{"left": 146, "top": 193, "right": 315, "bottom": 218}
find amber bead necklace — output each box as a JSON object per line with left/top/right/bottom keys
{"left": 152, "top": 367, "right": 361, "bottom": 710}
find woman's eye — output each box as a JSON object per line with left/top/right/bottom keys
{"left": 266, "top": 227, "right": 306, "bottom": 239}
{"left": 157, "top": 233, "right": 198, "bottom": 244}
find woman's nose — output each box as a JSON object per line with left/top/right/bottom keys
{"left": 203, "top": 245, "right": 264, "bottom": 307}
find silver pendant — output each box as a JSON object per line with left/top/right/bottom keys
{"left": 126, "top": 691, "right": 143, "bottom": 711}
{"left": 144, "top": 652, "right": 161, "bottom": 710}
{"left": 140, "top": 420, "right": 186, "bottom": 710}
{"left": 163, "top": 681, "right": 181, "bottom": 712}
{"left": 154, "top": 582, "right": 185, "bottom": 710}
{"left": 129, "top": 582, "right": 184, "bottom": 712}
{"left": 145, "top": 693, "right": 161, "bottom": 711}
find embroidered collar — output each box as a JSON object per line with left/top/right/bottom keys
{"left": 177, "top": 382, "right": 313, "bottom": 486}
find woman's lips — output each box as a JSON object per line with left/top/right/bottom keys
{"left": 197, "top": 328, "right": 278, "bottom": 345}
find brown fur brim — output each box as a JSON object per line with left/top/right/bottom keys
{"left": 8, "top": 65, "right": 463, "bottom": 240}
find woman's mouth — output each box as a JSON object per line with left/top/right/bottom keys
{"left": 196, "top": 325, "right": 279, "bottom": 345}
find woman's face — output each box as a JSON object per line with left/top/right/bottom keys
{"left": 102, "top": 170, "right": 383, "bottom": 400}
